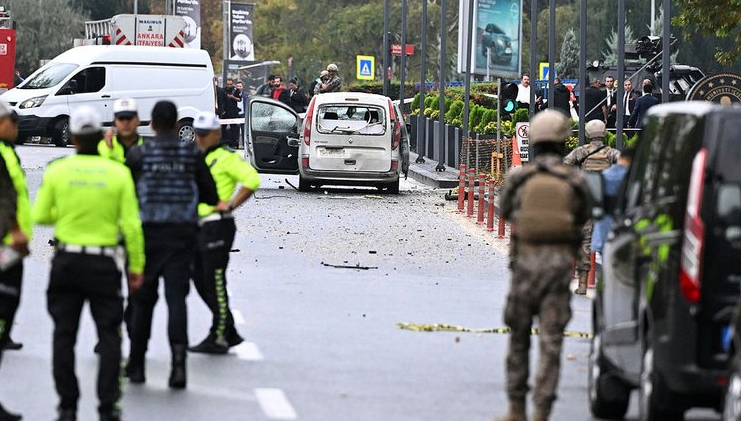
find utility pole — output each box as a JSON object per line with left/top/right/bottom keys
{"left": 616, "top": 0, "right": 625, "bottom": 148}
{"left": 400, "top": 0, "right": 407, "bottom": 108}
{"left": 383, "top": 0, "right": 390, "bottom": 97}
{"left": 662, "top": 0, "right": 670, "bottom": 103}
{"left": 578, "top": 0, "right": 586, "bottom": 145}
{"left": 222, "top": 0, "right": 229, "bottom": 84}
{"left": 548, "top": 0, "right": 555, "bottom": 109}
{"left": 529, "top": 0, "right": 537, "bottom": 117}
{"left": 650, "top": 0, "right": 656, "bottom": 35}
{"left": 462, "top": 0, "right": 474, "bottom": 170}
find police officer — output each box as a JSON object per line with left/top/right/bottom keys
{"left": 0, "top": 101, "right": 29, "bottom": 421}
{"left": 564, "top": 119, "right": 619, "bottom": 294}
{"left": 33, "top": 106, "right": 145, "bottom": 421}
{"left": 188, "top": 111, "right": 260, "bottom": 354}
{"left": 125, "top": 101, "right": 219, "bottom": 389}
{"left": 98, "top": 98, "right": 144, "bottom": 163}
{"left": 496, "top": 110, "right": 591, "bottom": 421}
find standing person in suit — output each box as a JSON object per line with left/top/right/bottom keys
{"left": 584, "top": 78, "right": 606, "bottom": 122}
{"left": 621, "top": 79, "right": 639, "bottom": 128}
{"left": 604, "top": 76, "right": 618, "bottom": 128}
{"left": 551, "top": 78, "right": 571, "bottom": 116}
{"left": 628, "top": 83, "right": 660, "bottom": 129}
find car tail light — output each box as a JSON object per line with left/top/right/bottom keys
{"left": 391, "top": 160, "right": 399, "bottom": 171}
{"left": 301, "top": 157, "right": 309, "bottom": 168}
{"left": 303, "top": 97, "right": 316, "bottom": 146}
{"left": 388, "top": 99, "right": 400, "bottom": 151}
{"left": 679, "top": 148, "right": 707, "bottom": 304}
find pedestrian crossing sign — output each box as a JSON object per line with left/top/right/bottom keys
{"left": 356, "top": 55, "right": 375, "bottom": 80}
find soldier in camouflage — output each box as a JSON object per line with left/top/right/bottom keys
{"left": 320, "top": 63, "right": 343, "bottom": 93}
{"left": 496, "top": 110, "right": 592, "bottom": 421}
{"left": 564, "top": 119, "right": 619, "bottom": 294}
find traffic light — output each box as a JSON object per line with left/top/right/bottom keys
{"left": 500, "top": 82, "right": 519, "bottom": 116}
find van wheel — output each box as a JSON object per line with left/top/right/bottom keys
{"left": 386, "top": 179, "right": 400, "bottom": 194}
{"left": 52, "top": 118, "right": 69, "bottom": 147}
{"left": 724, "top": 360, "right": 741, "bottom": 421}
{"left": 588, "top": 332, "right": 630, "bottom": 419}
{"left": 178, "top": 119, "right": 195, "bottom": 142}
{"left": 298, "top": 175, "right": 313, "bottom": 192}
{"left": 639, "top": 337, "right": 685, "bottom": 421}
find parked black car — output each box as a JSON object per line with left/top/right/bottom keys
{"left": 589, "top": 101, "right": 741, "bottom": 421}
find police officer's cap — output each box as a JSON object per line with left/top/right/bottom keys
{"left": 585, "top": 119, "right": 606, "bottom": 139}
{"left": 114, "top": 98, "right": 138, "bottom": 119}
{"left": 529, "top": 109, "right": 570, "bottom": 144}
{"left": 193, "top": 111, "right": 221, "bottom": 134}
{"left": 0, "top": 100, "right": 17, "bottom": 123}
{"left": 70, "top": 106, "right": 102, "bottom": 135}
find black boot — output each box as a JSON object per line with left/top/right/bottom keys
{"left": 99, "top": 410, "right": 121, "bottom": 421}
{"left": 125, "top": 342, "right": 146, "bottom": 384}
{"left": 0, "top": 402, "right": 21, "bottom": 421}
{"left": 55, "top": 408, "right": 76, "bottom": 421}
{"left": 3, "top": 337, "right": 22, "bottom": 351}
{"left": 188, "top": 334, "right": 228, "bottom": 354}
{"left": 168, "top": 344, "right": 187, "bottom": 389}
{"left": 226, "top": 329, "right": 244, "bottom": 348}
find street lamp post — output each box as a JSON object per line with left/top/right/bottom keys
{"left": 462, "top": 0, "right": 474, "bottom": 171}
{"left": 578, "top": 0, "right": 586, "bottom": 145}
{"left": 435, "top": 0, "right": 447, "bottom": 171}
{"left": 400, "top": 0, "right": 407, "bottom": 108}
{"left": 383, "top": 0, "right": 390, "bottom": 97}
{"left": 416, "top": 0, "right": 428, "bottom": 163}
{"left": 529, "top": 0, "right": 537, "bottom": 117}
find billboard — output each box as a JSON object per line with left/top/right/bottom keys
{"left": 174, "top": 0, "right": 201, "bottom": 49}
{"left": 457, "top": 0, "right": 522, "bottom": 79}
{"left": 229, "top": 2, "right": 255, "bottom": 61}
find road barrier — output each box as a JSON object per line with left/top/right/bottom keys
{"left": 457, "top": 164, "right": 466, "bottom": 212}
{"left": 486, "top": 180, "right": 495, "bottom": 232}
{"left": 466, "top": 167, "right": 475, "bottom": 218}
{"left": 477, "top": 174, "right": 486, "bottom": 225}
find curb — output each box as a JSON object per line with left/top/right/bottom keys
{"left": 407, "top": 153, "right": 459, "bottom": 189}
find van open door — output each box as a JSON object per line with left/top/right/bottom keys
{"left": 245, "top": 97, "right": 300, "bottom": 174}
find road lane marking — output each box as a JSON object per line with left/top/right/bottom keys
{"left": 397, "top": 322, "right": 593, "bottom": 339}
{"left": 233, "top": 342, "right": 263, "bottom": 361}
{"left": 232, "top": 309, "right": 246, "bottom": 325}
{"left": 255, "top": 388, "right": 297, "bottom": 420}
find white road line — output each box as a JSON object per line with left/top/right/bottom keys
{"left": 255, "top": 388, "right": 298, "bottom": 420}
{"left": 233, "top": 342, "right": 264, "bottom": 361}
{"left": 232, "top": 309, "right": 246, "bottom": 325}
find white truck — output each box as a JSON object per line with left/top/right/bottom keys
{"left": 75, "top": 14, "right": 187, "bottom": 48}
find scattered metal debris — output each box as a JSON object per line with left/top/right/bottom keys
{"left": 321, "top": 262, "right": 379, "bottom": 270}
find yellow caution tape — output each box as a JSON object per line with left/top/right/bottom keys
{"left": 397, "top": 322, "right": 593, "bottom": 339}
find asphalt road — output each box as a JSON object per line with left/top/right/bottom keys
{"left": 0, "top": 144, "right": 720, "bottom": 421}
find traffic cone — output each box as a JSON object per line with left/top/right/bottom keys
{"left": 511, "top": 136, "right": 522, "bottom": 168}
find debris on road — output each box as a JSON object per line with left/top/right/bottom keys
{"left": 397, "top": 322, "right": 592, "bottom": 339}
{"left": 321, "top": 262, "right": 379, "bottom": 270}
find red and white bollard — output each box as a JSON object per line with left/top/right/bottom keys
{"left": 477, "top": 174, "right": 486, "bottom": 225}
{"left": 466, "top": 167, "right": 475, "bottom": 217}
{"left": 457, "top": 164, "right": 466, "bottom": 212}
{"left": 486, "top": 180, "right": 495, "bottom": 232}
{"left": 587, "top": 252, "right": 597, "bottom": 288}
{"left": 498, "top": 212, "right": 507, "bottom": 238}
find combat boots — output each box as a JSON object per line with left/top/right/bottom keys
{"left": 125, "top": 342, "right": 146, "bottom": 384}
{"left": 532, "top": 407, "right": 551, "bottom": 421}
{"left": 168, "top": 344, "right": 187, "bottom": 389}
{"left": 574, "top": 271, "right": 588, "bottom": 295}
{"left": 493, "top": 400, "right": 527, "bottom": 421}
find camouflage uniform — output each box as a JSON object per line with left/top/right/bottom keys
{"left": 322, "top": 74, "right": 342, "bottom": 93}
{"left": 497, "top": 115, "right": 591, "bottom": 421}
{"left": 564, "top": 138, "right": 619, "bottom": 292}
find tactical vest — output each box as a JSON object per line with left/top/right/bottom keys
{"left": 137, "top": 139, "right": 200, "bottom": 224}
{"left": 515, "top": 165, "right": 581, "bottom": 244}
{"left": 581, "top": 145, "right": 613, "bottom": 172}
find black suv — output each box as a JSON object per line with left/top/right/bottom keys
{"left": 589, "top": 102, "right": 741, "bottom": 421}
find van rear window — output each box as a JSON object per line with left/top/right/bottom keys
{"left": 717, "top": 119, "right": 741, "bottom": 183}
{"left": 316, "top": 105, "right": 386, "bottom": 135}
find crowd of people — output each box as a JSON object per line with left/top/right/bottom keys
{"left": 516, "top": 73, "right": 660, "bottom": 129}
{"left": 0, "top": 96, "right": 261, "bottom": 421}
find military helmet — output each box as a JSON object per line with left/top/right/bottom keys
{"left": 326, "top": 63, "right": 339, "bottom": 72}
{"left": 585, "top": 119, "right": 607, "bottom": 139}
{"left": 319, "top": 70, "right": 329, "bottom": 77}
{"left": 529, "top": 109, "right": 570, "bottom": 144}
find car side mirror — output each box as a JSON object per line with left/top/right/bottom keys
{"left": 584, "top": 172, "right": 605, "bottom": 219}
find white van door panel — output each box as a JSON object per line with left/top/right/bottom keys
{"left": 311, "top": 105, "right": 391, "bottom": 172}
{"left": 63, "top": 66, "right": 114, "bottom": 123}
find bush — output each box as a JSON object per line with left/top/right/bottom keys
{"left": 411, "top": 92, "right": 421, "bottom": 111}
{"left": 445, "top": 100, "right": 464, "bottom": 125}
{"left": 512, "top": 108, "right": 530, "bottom": 124}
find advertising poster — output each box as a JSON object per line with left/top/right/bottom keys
{"left": 457, "top": 0, "right": 522, "bottom": 79}
{"left": 229, "top": 2, "right": 255, "bottom": 61}
{"left": 174, "top": 0, "right": 201, "bottom": 49}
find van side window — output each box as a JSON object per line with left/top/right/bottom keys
{"left": 69, "top": 67, "right": 106, "bottom": 94}
{"left": 717, "top": 119, "right": 741, "bottom": 183}
{"left": 653, "top": 115, "right": 700, "bottom": 202}
{"left": 251, "top": 102, "right": 297, "bottom": 133}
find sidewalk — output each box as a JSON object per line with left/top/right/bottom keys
{"left": 407, "top": 152, "right": 459, "bottom": 189}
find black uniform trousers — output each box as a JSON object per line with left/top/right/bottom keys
{"left": 0, "top": 262, "right": 23, "bottom": 365}
{"left": 47, "top": 252, "right": 122, "bottom": 414}
{"left": 193, "top": 218, "right": 237, "bottom": 339}
{"left": 129, "top": 224, "right": 196, "bottom": 349}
